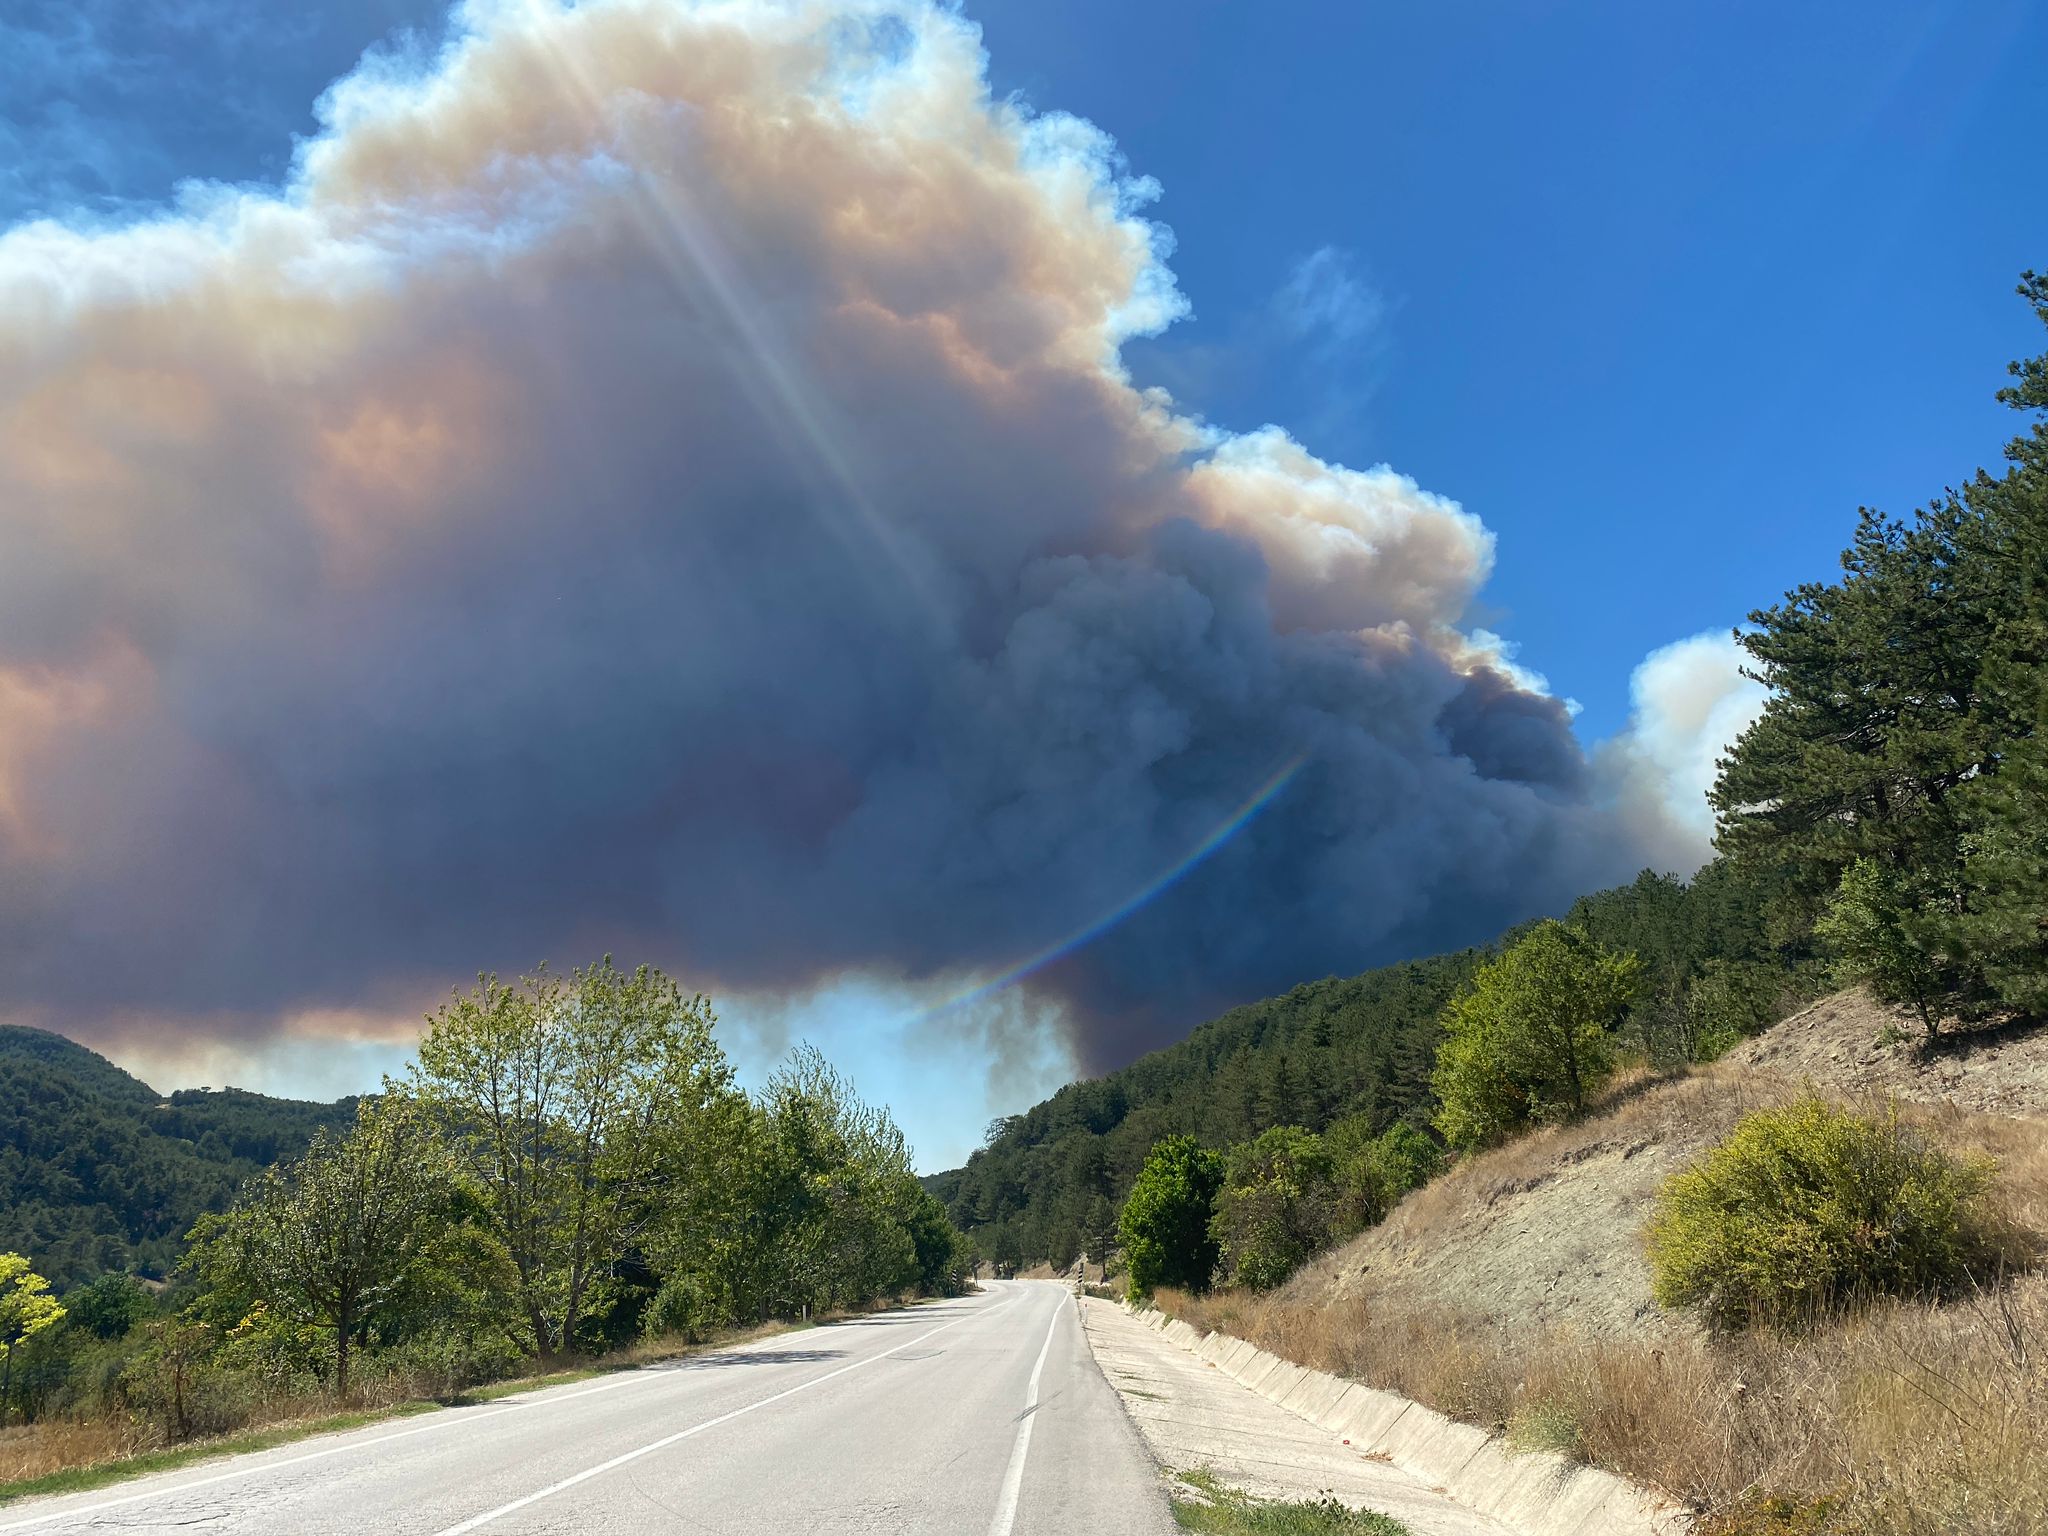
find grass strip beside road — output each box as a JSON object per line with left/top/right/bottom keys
{"left": 1171, "top": 1470, "right": 1412, "bottom": 1536}
{"left": 0, "top": 1403, "right": 447, "bottom": 1508}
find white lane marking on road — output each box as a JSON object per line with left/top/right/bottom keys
{"left": 428, "top": 1292, "right": 1019, "bottom": 1536}
{"left": 0, "top": 1302, "right": 987, "bottom": 1534}
{"left": 0, "top": 1403, "right": 527, "bottom": 1533}
{"left": 985, "top": 1294, "right": 1063, "bottom": 1536}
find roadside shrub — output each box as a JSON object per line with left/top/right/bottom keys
{"left": 1210, "top": 1127, "right": 1337, "bottom": 1291}
{"left": 1322, "top": 1116, "right": 1443, "bottom": 1231}
{"left": 1348, "top": 1121, "right": 1443, "bottom": 1226}
{"left": 1697, "top": 1493, "right": 1856, "bottom": 1536}
{"left": 1120, "top": 1136, "right": 1224, "bottom": 1299}
{"left": 1646, "top": 1095, "right": 1999, "bottom": 1329}
{"left": 643, "top": 1272, "right": 729, "bottom": 1344}
{"left": 374, "top": 1328, "right": 523, "bottom": 1399}
{"left": 1505, "top": 1396, "right": 1586, "bottom": 1461}
{"left": 1432, "top": 922, "right": 1640, "bottom": 1149}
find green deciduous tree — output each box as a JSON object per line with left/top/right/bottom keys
{"left": 1325, "top": 1116, "right": 1442, "bottom": 1229}
{"left": 1119, "top": 1136, "right": 1223, "bottom": 1299}
{"left": 0, "top": 1253, "right": 63, "bottom": 1423}
{"left": 61, "top": 1273, "right": 155, "bottom": 1341}
{"left": 1432, "top": 922, "right": 1640, "bottom": 1150}
{"left": 903, "top": 1190, "right": 972, "bottom": 1298}
{"left": 410, "top": 958, "right": 739, "bottom": 1355}
{"left": 1210, "top": 1126, "right": 1337, "bottom": 1291}
{"left": 666, "top": 1045, "right": 938, "bottom": 1324}
{"left": 186, "top": 1099, "right": 452, "bottom": 1397}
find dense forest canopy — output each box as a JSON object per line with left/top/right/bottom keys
{"left": 929, "top": 862, "right": 1804, "bottom": 1269}
{"left": 0, "top": 1027, "right": 357, "bottom": 1288}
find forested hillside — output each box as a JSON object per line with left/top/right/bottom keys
{"left": 0, "top": 1027, "right": 355, "bottom": 1286}
{"left": 931, "top": 858, "right": 1807, "bottom": 1268}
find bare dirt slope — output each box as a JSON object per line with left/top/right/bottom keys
{"left": 1726, "top": 986, "right": 2048, "bottom": 1115}
{"left": 1283, "top": 988, "right": 2048, "bottom": 1340}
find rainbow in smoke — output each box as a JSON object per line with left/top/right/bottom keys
{"left": 919, "top": 753, "right": 1309, "bottom": 1021}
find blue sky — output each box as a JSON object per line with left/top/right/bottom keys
{"left": 970, "top": 0, "right": 2048, "bottom": 738}
{"left": 4, "top": 0, "right": 2044, "bottom": 1168}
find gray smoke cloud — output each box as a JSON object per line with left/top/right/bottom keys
{"left": 0, "top": 0, "right": 1696, "bottom": 1076}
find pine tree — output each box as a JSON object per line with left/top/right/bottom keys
{"left": 1949, "top": 273, "right": 2048, "bottom": 1012}
{"left": 1713, "top": 273, "right": 2048, "bottom": 1018}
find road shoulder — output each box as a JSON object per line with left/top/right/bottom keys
{"left": 1079, "top": 1295, "right": 1516, "bottom": 1536}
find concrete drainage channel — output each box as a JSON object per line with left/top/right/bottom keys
{"left": 1126, "top": 1305, "right": 1691, "bottom": 1536}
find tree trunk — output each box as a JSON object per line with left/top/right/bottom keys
{"left": 1559, "top": 1017, "right": 1584, "bottom": 1115}
{"left": 563, "top": 1269, "right": 584, "bottom": 1358}
{"left": 335, "top": 1299, "right": 353, "bottom": 1401}
{"left": 527, "top": 1302, "right": 555, "bottom": 1360}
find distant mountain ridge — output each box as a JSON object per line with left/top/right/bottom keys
{"left": 0, "top": 1026, "right": 357, "bottom": 1287}
{"left": 930, "top": 864, "right": 1780, "bottom": 1267}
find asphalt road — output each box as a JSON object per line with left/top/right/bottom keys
{"left": 0, "top": 1280, "right": 1178, "bottom": 1536}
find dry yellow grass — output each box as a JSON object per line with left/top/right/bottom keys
{"left": 0, "top": 1419, "right": 148, "bottom": 1486}
{"left": 1161, "top": 1003, "right": 2048, "bottom": 1536}
{"left": 1165, "top": 1271, "right": 2048, "bottom": 1533}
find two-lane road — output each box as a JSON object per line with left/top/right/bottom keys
{"left": 2, "top": 1281, "right": 1177, "bottom": 1535}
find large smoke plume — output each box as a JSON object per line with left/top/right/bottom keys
{"left": 0, "top": 0, "right": 1714, "bottom": 1077}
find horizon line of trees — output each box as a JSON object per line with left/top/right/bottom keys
{"left": 2, "top": 958, "right": 969, "bottom": 1430}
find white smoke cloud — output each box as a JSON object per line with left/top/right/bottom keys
{"left": 1598, "top": 628, "right": 1768, "bottom": 871}
{"left": 0, "top": 0, "right": 1701, "bottom": 1081}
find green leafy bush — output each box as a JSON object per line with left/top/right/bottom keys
{"left": 1326, "top": 1118, "right": 1441, "bottom": 1229}
{"left": 1120, "top": 1136, "right": 1224, "bottom": 1299}
{"left": 1433, "top": 922, "right": 1640, "bottom": 1149}
{"left": 373, "top": 1327, "right": 524, "bottom": 1400}
{"left": 643, "top": 1272, "right": 727, "bottom": 1343}
{"left": 1210, "top": 1127, "right": 1336, "bottom": 1291}
{"left": 1646, "top": 1096, "right": 1998, "bottom": 1329}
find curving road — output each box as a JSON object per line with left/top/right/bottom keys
{"left": 0, "top": 1280, "right": 1176, "bottom": 1535}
